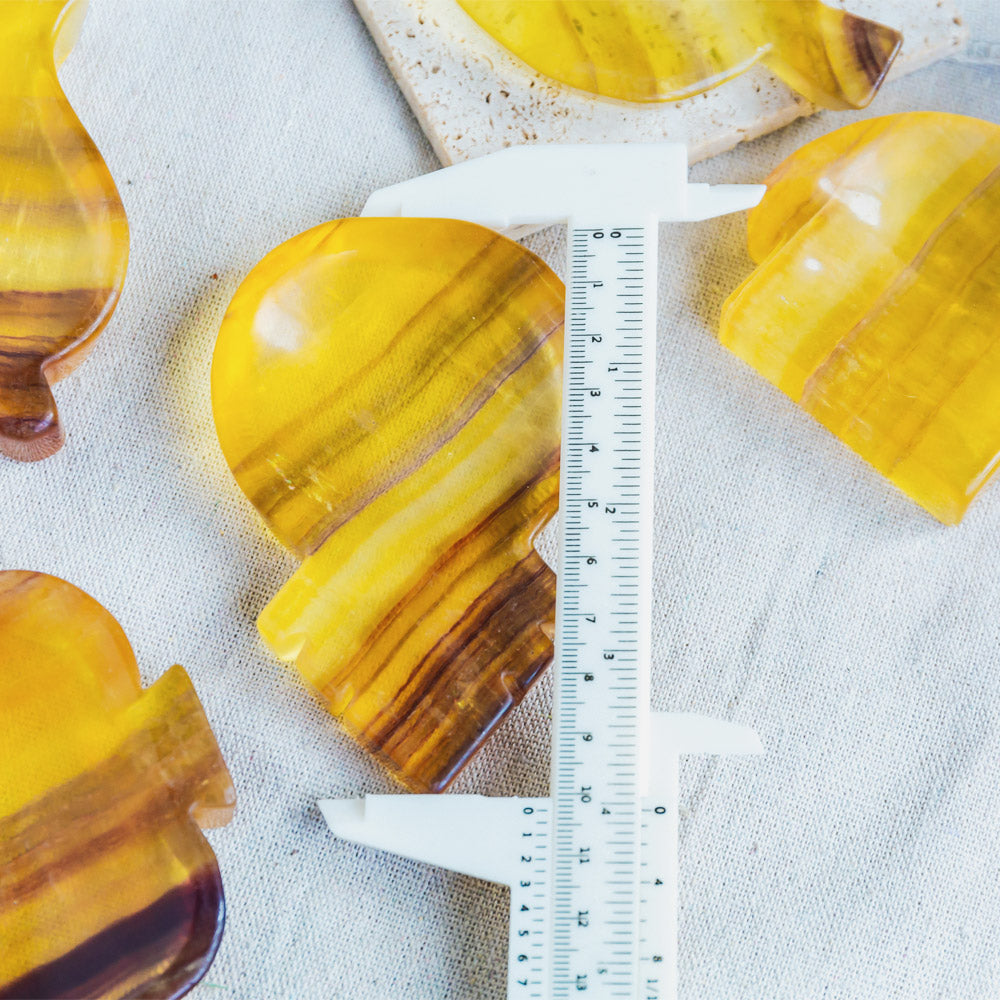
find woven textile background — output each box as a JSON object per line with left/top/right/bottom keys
{"left": 3, "top": 2, "right": 1000, "bottom": 997}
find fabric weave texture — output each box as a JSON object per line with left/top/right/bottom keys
{"left": 2, "top": 2, "right": 998, "bottom": 997}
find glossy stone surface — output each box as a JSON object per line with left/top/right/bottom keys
{"left": 720, "top": 112, "right": 1000, "bottom": 524}
{"left": 0, "top": 571, "right": 234, "bottom": 1000}
{"left": 213, "top": 218, "right": 563, "bottom": 793}
{"left": 212, "top": 219, "right": 564, "bottom": 790}
{"left": 455, "top": 0, "right": 901, "bottom": 108}
{"left": 0, "top": 1, "right": 128, "bottom": 461}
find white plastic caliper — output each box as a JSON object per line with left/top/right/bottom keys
{"left": 320, "top": 144, "right": 765, "bottom": 1000}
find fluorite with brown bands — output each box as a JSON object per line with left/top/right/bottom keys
{"left": 720, "top": 113, "right": 1000, "bottom": 524}
{"left": 455, "top": 0, "right": 901, "bottom": 109}
{"left": 0, "top": 571, "right": 234, "bottom": 1000}
{"left": 0, "top": 1, "right": 129, "bottom": 461}
{"left": 213, "top": 218, "right": 563, "bottom": 793}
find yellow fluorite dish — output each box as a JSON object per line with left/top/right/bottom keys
{"left": 721, "top": 112, "right": 1000, "bottom": 524}
{"left": 455, "top": 0, "right": 901, "bottom": 108}
{"left": 0, "top": 0, "right": 129, "bottom": 461}
{"left": 0, "top": 571, "right": 234, "bottom": 1000}
{"left": 213, "top": 217, "right": 563, "bottom": 792}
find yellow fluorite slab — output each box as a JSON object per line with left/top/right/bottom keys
{"left": 0, "top": 0, "right": 128, "bottom": 461}
{"left": 720, "top": 112, "right": 1000, "bottom": 524}
{"left": 0, "top": 571, "right": 234, "bottom": 1000}
{"left": 213, "top": 218, "right": 563, "bottom": 792}
{"left": 455, "top": 0, "right": 901, "bottom": 108}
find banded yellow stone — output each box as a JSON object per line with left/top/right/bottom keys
{"left": 213, "top": 217, "right": 564, "bottom": 792}
{"left": 721, "top": 113, "right": 1000, "bottom": 524}
{"left": 456, "top": 0, "right": 901, "bottom": 108}
{"left": 0, "top": 0, "right": 128, "bottom": 460}
{"left": 0, "top": 571, "right": 234, "bottom": 1000}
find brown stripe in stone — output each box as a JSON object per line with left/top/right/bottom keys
{"left": 0, "top": 363, "right": 59, "bottom": 461}
{"left": 411, "top": 648, "right": 552, "bottom": 792}
{"left": 0, "top": 287, "right": 114, "bottom": 321}
{"left": 373, "top": 552, "right": 553, "bottom": 747}
{"left": 327, "top": 448, "right": 559, "bottom": 704}
{"left": 0, "top": 285, "right": 119, "bottom": 459}
{"left": 0, "top": 349, "right": 51, "bottom": 362}
{"left": 845, "top": 12, "right": 893, "bottom": 87}
{"left": 363, "top": 550, "right": 551, "bottom": 748}
{"left": 0, "top": 748, "right": 221, "bottom": 906}
{"left": 0, "top": 674, "right": 229, "bottom": 905}
{"left": 373, "top": 553, "right": 555, "bottom": 792}
{"left": 0, "top": 863, "right": 224, "bottom": 1000}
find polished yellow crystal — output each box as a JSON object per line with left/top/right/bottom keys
{"left": 720, "top": 112, "right": 1000, "bottom": 524}
{"left": 213, "top": 218, "right": 563, "bottom": 792}
{"left": 456, "top": 0, "right": 901, "bottom": 108}
{"left": 0, "top": 571, "right": 234, "bottom": 1000}
{"left": 0, "top": 0, "right": 128, "bottom": 461}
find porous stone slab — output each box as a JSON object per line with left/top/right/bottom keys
{"left": 354, "top": 0, "right": 968, "bottom": 166}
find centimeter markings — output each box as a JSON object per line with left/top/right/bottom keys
{"left": 552, "top": 221, "right": 654, "bottom": 999}
{"left": 510, "top": 801, "right": 551, "bottom": 997}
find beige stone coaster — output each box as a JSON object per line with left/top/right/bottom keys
{"left": 354, "top": 0, "right": 967, "bottom": 166}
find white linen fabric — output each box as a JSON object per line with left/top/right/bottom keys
{"left": 3, "top": 1, "right": 999, "bottom": 997}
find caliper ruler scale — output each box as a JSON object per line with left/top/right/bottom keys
{"left": 554, "top": 216, "right": 652, "bottom": 999}
{"left": 320, "top": 144, "right": 764, "bottom": 1000}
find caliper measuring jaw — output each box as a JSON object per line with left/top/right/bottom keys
{"left": 321, "top": 144, "right": 765, "bottom": 1000}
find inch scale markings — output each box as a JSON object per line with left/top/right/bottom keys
{"left": 318, "top": 143, "right": 765, "bottom": 1000}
